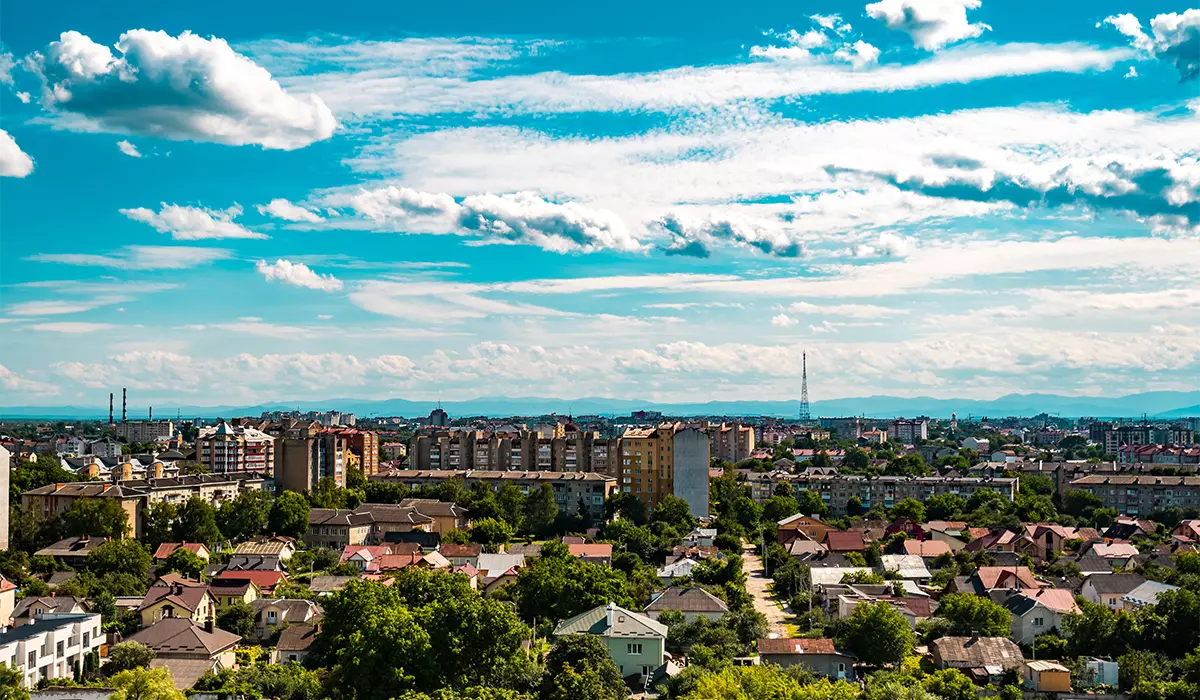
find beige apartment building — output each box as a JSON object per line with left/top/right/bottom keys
{"left": 709, "top": 423, "right": 756, "bottom": 463}
{"left": 196, "top": 421, "right": 275, "bottom": 476}
{"left": 409, "top": 427, "right": 620, "bottom": 474}
{"left": 261, "top": 419, "right": 347, "bottom": 491}
{"left": 619, "top": 424, "right": 710, "bottom": 516}
{"left": 743, "top": 473, "right": 1018, "bottom": 517}
{"left": 371, "top": 469, "right": 616, "bottom": 521}
{"left": 1067, "top": 474, "right": 1200, "bottom": 516}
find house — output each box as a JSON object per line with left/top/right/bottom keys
{"left": 477, "top": 553, "right": 527, "bottom": 593}
{"left": 656, "top": 558, "right": 701, "bottom": 582}
{"left": 776, "top": 514, "right": 835, "bottom": 546}
{"left": 127, "top": 618, "right": 241, "bottom": 689}
{"left": 836, "top": 588, "right": 936, "bottom": 629}
{"left": 553, "top": 603, "right": 667, "bottom": 684}
{"left": 1087, "top": 542, "right": 1139, "bottom": 567}
{"left": 273, "top": 623, "right": 318, "bottom": 664}
{"left": 1121, "top": 580, "right": 1179, "bottom": 611}
{"left": 903, "top": 540, "right": 952, "bottom": 559}
{"left": 787, "top": 538, "right": 829, "bottom": 559}
{"left": 309, "top": 576, "right": 355, "bottom": 596}
{"left": 923, "top": 521, "right": 968, "bottom": 552}
{"left": 211, "top": 570, "right": 288, "bottom": 595}
{"left": 930, "top": 636, "right": 1024, "bottom": 684}
{"left": 964, "top": 529, "right": 1020, "bottom": 554}
{"left": 153, "top": 542, "right": 212, "bottom": 562}
{"left": 671, "top": 545, "right": 720, "bottom": 560}
{"left": 0, "top": 577, "right": 15, "bottom": 626}
{"left": 1170, "top": 519, "right": 1200, "bottom": 541}
{"left": 250, "top": 598, "right": 323, "bottom": 640}
{"left": 33, "top": 537, "right": 108, "bottom": 567}
{"left": 960, "top": 437, "right": 990, "bottom": 452}
{"left": 570, "top": 543, "right": 613, "bottom": 566}
{"left": 1003, "top": 589, "right": 1080, "bottom": 644}
{"left": 885, "top": 517, "right": 925, "bottom": 540}
{"left": 439, "top": 543, "right": 483, "bottom": 568}
{"left": 825, "top": 531, "right": 865, "bottom": 553}
{"left": 371, "top": 551, "right": 451, "bottom": 573}
{"left": 682, "top": 528, "right": 716, "bottom": 548}
{"left": 878, "top": 555, "right": 931, "bottom": 583}
{"left": 342, "top": 544, "right": 415, "bottom": 571}
{"left": 1025, "top": 660, "right": 1071, "bottom": 693}
{"left": 0, "top": 613, "right": 104, "bottom": 689}
{"left": 1070, "top": 553, "right": 1114, "bottom": 576}
{"left": 1081, "top": 573, "right": 1146, "bottom": 610}
{"left": 975, "top": 566, "right": 1041, "bottom": 591}
{"left": 138, "top": 575, "right": 217, "bottom": 627}
{"left": 227, "top": 538, "right": 295, "bottom": 572}
{"left": 306, "top": 508, "right": 374, "bottom": 549}
{"left": 757, "top": 638, "right": 856, "bottom": 680}
{"left": 209, "top": 580, "right": 261, "bottom": 610}
{"left": 1021, "top": 524, "right": 1100, "bottom": 560}
{"left": 1105, "top": 518, "right": 1158, "bottom": 541}
{"left": 396, "top": 498, "right": 471, "bottom": 533}
{"left": 11, "top": 596, "right": 89, "bottom": 626}
{"left": 643, "top": 587, "right": 729, "bottom": 623}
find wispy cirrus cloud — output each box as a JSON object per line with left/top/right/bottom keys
{"left": 28, "top": 245, "right": 231, "bottom": 270}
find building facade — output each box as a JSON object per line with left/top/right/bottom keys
{"left": 710, "top": 423, "right": 755, "bottom": 463}
{"left": 0, "top": 445, "right": 8, "bottom": 550}
{"left": 0, "top": 613, "right": 104, "bottom": 689}
{"left": 196, "top": 421, "right": 276, "bottom": 475}
{"left": 888, "top": 419, "right": 929, "bottom": 445}
{"left": 115, "top": 420, "right": 177, "bottom": 443}
{"left": 371, "top": 469, "right": 616, "bottom": 521}
{"left": 267, "top": 419, "right": 346, "bottom": 492}
{"left": 746, "top": 473, "right": 1018, "bottom": 517}
{"left": 1067, "top": 474, "right": 1200, "bottom": 516}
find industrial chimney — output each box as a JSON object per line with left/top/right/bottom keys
{"left": 149, "top": 406, "right": 153, "bottom": 422}
{"left": 121, "top": 388, "right": 127, "bottom": 424}
{"left": 109, "top": 393, "right": 114, "bottom": 426}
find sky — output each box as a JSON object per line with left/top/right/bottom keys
{"left": 0, "top": 0, "right": 1198, "bottom": 408}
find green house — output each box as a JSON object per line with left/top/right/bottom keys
{"left": 553, "top": 602, "right": 668, "bottom": 683}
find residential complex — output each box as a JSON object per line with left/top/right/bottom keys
{"left": 746, "top": 473, "right": 1018, "bottom": 517}
{"left": 195, "top": 421, "right": 276, "bottom": 475}
{"left": 1066, "top": 474, "right": 1200, "bottom": 516}
{"left": 114, "top": 419, "right": 177, "bottom": 443}
{"left": 617, "top": 424, "right": 711, "bottom": 515}
{"left": 371, "top": 469, "right": 617, "bottom": 521}
{"left": 709, "top": 422, "right": 755, "bottom": 463}
{"left": 0, "top": 613, "right": 104, "bottom": 689}
{"left": 888, "top": 418, "right": 929, "bottom": 445}
{"left": 264, "top": 418, "right": 347, "bottom": 491}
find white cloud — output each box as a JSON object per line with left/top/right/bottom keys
{"left": 1125, "top": 66, "right": 1139, "bottom": 78}
{"left": 349, "top": 279, "right": 571, "bottom": 323}
{"left": 853, "top": 232, "right": 913, "bottom": 258}
{"left": 15, "top": 91, "right": 30, "bottom": 103}
{"left": 0, "top": 129, "right": 34, "bottom": 177}
{"left": 783, "top": 302, "right": 902, "bottom": 318}
{"left": 771, "top": 313, "right": 799, "bottom": 327}
{"left": 811, "top": 14, "right": 851, "bottom": 34}
{"left": 28, "top": 245, "right": 230, "bottom": 270}
{"left": 866, "top": 0, "right": 991, "bottom": 51}
{"left": 834, "top": 41, "right": 881, "bottom": 68}
{"left": 655, "top": 212, "right": 802, "bottom": 258}
{"left": 0, "top": 51, "right": 14, "bottom": 85}
{"left": 256, "top": 198, "right": 323, "bottom": 223}
{"left": 28, "top": 322, "right": 114, "bottom": 333}
{"left": 116, "top": 140, "right": 141, "bottom": 158}
{"left": 120, "top": 203, "right": 267, "bottom": 240}
{"left": 256, "top": 259, "right": 344, "bottom": 292}
{"left": 6, "top": 297, "right": 128, "bottom": 316}
{"left": 1102, "top": 11, "right": 1200, "bottom": 81}
{"left": 0, "top": 365, "right": 59, "bottom": 395}
{"left": 32, "top": 29, "right": 335, "bottom": 149}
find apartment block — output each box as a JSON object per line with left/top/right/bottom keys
{"left": 0, "top": 613, "right": 104, "bottom": 689}
{"left": 115, "top": 420, "right": 177, "bottom": 444}
{"left": 1099, "top": 425, "right": 1196, "bottom": 454}
{"left": 819, "top": 417, "right": 868, "bottom": 440}
{"left": 0, "top": 445, "right": 8, "bottom": 550}
{"left": 710, "top": 423, "right": 756, "bottom": 463}
{"left": 743, "top": 473, "right": 1018, "bottom": 517}
{"left": 1067, "top": 474, "right": 1200, "bottom": 516}
{"left": 409, "top": 427, "right": 618, "bottom": 474}
{"left": 887, "top": 419, "right": 928, "bottom": 445}
{"left": 265, "top": 419, "right": 346, "bottom": 492}
{"left": 618, "top": 424, "right": 710, "bottom": 513}
{"left": 328, "top": 428, "right": 379, "bottom": 475}
{"left": 196, "top": 421, "right": 276, "bottom": 475}
{"left": 371, "top": 470, "right": 617, "bottom": 521}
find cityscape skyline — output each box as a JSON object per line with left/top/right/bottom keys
{"left": 2, "top": 0, "right": 1199, "bottom": 405}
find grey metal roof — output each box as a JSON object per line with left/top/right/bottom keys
{"left": 554, "top": 602, "right": 667, "bottom": 639}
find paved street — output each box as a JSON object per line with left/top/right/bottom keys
{"left": 741, "top": 544, "right": 788, "bottom": 638}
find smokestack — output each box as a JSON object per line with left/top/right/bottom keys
{"left": 149, "top": 406, "right": 153, "bottom": 422}
{"left": 122, "top": 388, "right": 127, "bottom": 424}
{"left": 109, "top": 393, "right": 114, "bottom": 426}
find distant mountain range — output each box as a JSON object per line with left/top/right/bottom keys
{"left": 3, "top": 391, "right": 1199, "bottom": 420}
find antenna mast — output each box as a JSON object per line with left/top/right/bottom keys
{"left": 799, "top": 351, "right": 811, "bottom": 423}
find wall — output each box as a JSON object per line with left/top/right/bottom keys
{"left": 673, "top": 428, "right": 710, "bottom": 518}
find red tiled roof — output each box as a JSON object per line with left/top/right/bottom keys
{"left": 569, "top": 543, "right": 613, "bottom": 558}
{"left": 976, "top": 566, "right": 1040, "bottom": 590}
{"left": 826, "top": 531, "right": 865, "bottom": 552}
{"left": 213, "top": 570, "right": 286, "bottom": 590}
{"left": 153, "top": 542, "right": 208, "bottom": 559}
{"left": 440, "top": 543, "right": 482, "bottom": 558}
{"left": 904, "top": 540, "right": 951, "bottom": 557}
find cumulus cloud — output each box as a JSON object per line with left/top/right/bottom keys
{"left": 1102, "top": 11, "right": 1200, "bottom": 82}
{"left": 834, "top": 41, "right": 881, "bottom": 68}
{"left": 653, "top": 213, "right": 803, "bottom": 258}
{"left": 347, "top": 186, "right": 642, "bottom": 253}
{"left": 116, "top": 140, "right": 140, "bottom": 158}
{"left": 866, "top": 0, "right": 991, "bottom": 51}
{"left": 771, "top": 313, "right": 800, "bottom": 327}
{"left": 0, "top": 129, "right": 34, "bottom": 177}
{"left": 853, "top": 232, "right": 913, "bottom": 257}
{"left": 28, "top": 245, "right": 231, "bottom": 270}
{"left": 256, "top": 259, "right": 344, "bottom": 292}
{"left": 31, "top": 29, "right": 336, "bottom": 149}
{"left": 120, "top": 203, "right": 267, "bottom": 240}
{"left": 0, "top": 365, "right": 59, "bottom": 395}
{"left": 256, "top": 198, "right": 324, "bottom": 223}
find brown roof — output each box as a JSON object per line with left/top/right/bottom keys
{"left": 569, "top": 543, "right": 613, "bottom": 558}
{"left": 232, "top": 540, "right": 293, "bottom": 556}
{"left": 276, "top": 623, "right": 319, "bottom": 652}
{"left": 757, "top": 637, "right": 844, "bottom": 655}
{"left": 154, "top": 543, "right": 209, "bottom": 559}
{"left": 931, "top": 636, "right": 1023, "bottom": 669}
{"left": 128, "top": 618, "right": 241, "bottom": 657}
{"left": 976, "top": 566, "right": 1040, "bottom": 590}
{"left": 213, "top": 570, "right": 286, "bottom": 590}
{"left": 139, "top": 580, "right": 212, "bottom": 614}
{"left": 825, "top": 531, "right": 865, "bottom": 552}
{"left": 439, "top": 543, "right": 482, "bottom": 558}
{"left": 904, "top": 540, "right": 951, "bottom": 557}
{"left": 644, "top": 587, "right": 730, "bottom": 614}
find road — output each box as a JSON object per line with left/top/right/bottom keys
{"left": 741, "top": 543, "right": 788, "bottom": 638}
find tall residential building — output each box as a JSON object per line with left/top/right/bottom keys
{"left": 888, "top": 418, "right": 929, "bottom": 445}
{"left": 618, "top": 424, "right": 710, "bottom": 513}
{"left": 820, "top": 417, "right": 868, "bottom": 440}
{"left": 674, "top": 427, "right": 711, "bottom": 518}
{"left": 195, "top": 421, "right": 276, "bottom": 475}
{"left": 267, "top": 419, "right": 346, "bottom": 492}
{"left": 710, "top": 423, "right": 755, "bottom": 463}
{"left": 328, "top": 428, "right": 379, "bottom": 475}
{"left": 428, "top": 408, "right": 449, "bottom": 427}
{"left": 408, "top": 427, "right": 618, "bottom": 474}
{"left": 1099, "top": 425, "right": 1195, "bottom": 454}
{"left": 0, "top": 445, "right": 9, "bottom": 550}
{"left": 115, "top": 420, "right": 176, "bottom": 444}
{"left": 1068, "top": 474, "right": 1200, "bottom": 516}
{"left": 743, "top": 472, "right": 1019, "bottom": 516}
{"left": 371, "top": 470, "right": 617, "bottom": 521}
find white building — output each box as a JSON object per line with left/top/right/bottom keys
{"left": 887, "top": 419, "right": 928, "bottom": 445}
{"left": 87, "top": 439, "right": 122, "bottom": 459}
{"left": 673, "top": 427, "right": 711, "bottom": 518}
{"left": 960, "top": 437, "right": 990, "bottom": 452}
{"left": 55, "top": 437, "right": 88, "bottom": 457}
{"left": 0, "top": 613, "right": 104, "bottom": 688}
{"left": 115, "top": 420, "right": 177, "bottom": 444}
{"left": 196, "top": 422, "right": 276, "bottom": 475}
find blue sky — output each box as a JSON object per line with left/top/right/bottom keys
{"left": 1, "top": 0, "right": 1198, "bottom": 407}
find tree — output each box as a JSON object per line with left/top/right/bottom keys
{"left": 651, "top": 495, "right": 697, "bottom": 533}
{"left": 141, "top": 502, "right": 177, "bottom": 549}
{"left": 762, "top": 495, "right": 800, "bottom": 524}
{"left": 159, "top": 547, "right": 205, "bottom": 580}
{"left": 524, "top": 484, "right": 559, "bottom": 536}
{"left": 935, "top": 593, "right": 1011, "bottom": 636}
{"left": 846, "top": 496, "right": 864, "bottom": 517}
{"left": 843, "top": 448, "right": 869, "bottom": 472}
{"left": 835, "top": 601, "right": 915, "bottom": 667}
{"left": 514, "top": 553, "right": 632, "bottom": 622}
{"left": 890, "top": 499, "right": 926, "bottom": 523}
{"left": 1063, "top": 489, "right": 1104, "bottom": 518}
{"left": 193, "top": 663, "right": 324, "bottom": 700}
{"left": 63, "top": 498, "right": 130, "bottom": 538}
{"left": 0, "top": 663, "right": 29, "bottom": 700}
{"left": 925, "top": 494, "right": 966, "bottom": 521}
{"left": 85, "top": 539, "right": 152, "bottom": 580}
{"left": 677, "top": 666, "right": 859, "bottom": 700}
{"left": 797, "top": 490, "right": 828, "bottom": 518}
{"left": 270, "top": 491, "right": 311, "bottom": 539}
{"left": 173, "top": 497, "right": 221, "bottom": 546}
{"left": 469, "top": 518, "right": 514, "bottom": 549}
{"left": 216, "top": 602, "right": 256, "bottom": 638}
{"left": 923, "top": 669, "right": 978, "bottom": 700}
{"left": 218, "top": 489, "right": 272, "bottom": 542}
{"left": 105, "top": 642, "right": 156, "bottom": 674}
{"left": 109, "top": 667, "right": 186, "bottom": 700}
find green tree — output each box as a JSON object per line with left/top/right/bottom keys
{"left": 158, "top": 547, "right": 205, "bottom": 580}
{"left": 193, "top": 663, "right": 324, "bottom": 700}
{"left": 469, "top": 518, "right": 514, "bottom": 549}
{"left": 524, "top": 484, "right": 560, "bottom": 536}
{"left": 835, "top": 601, "right": 915, "bottom": 667}
{"left": 797, "top": 490, "right": 828, "bottom": 517}
{"left": 105, "top": 642, "right": 156, "bottom": 674}
{"left": 935, "top": 593, "right": 1012, "bottom": 636}
{"left": 843, "top": 448, "right": 869, "bottom": 472}
{"left": 63, "top": 498, "right": 130, "bottom": 538}
{"left": 218, "top": 489, "right": 273, "bottom": 542}
{"left": 541, "top": 636, "right": 629, "bottom": 700}
{"left": 1063, "top": 489, "right": 1104, "bottom": 518}
{"left": 109, "top": 667, "right": 186, "bottom": 700}
{"left": 925, "top": 494, "right": 966, "bottom": 521}
{"left": 890, "top": 498, "right": 926, "bottom": 523}
{"left": 216, "top": 602, "right": 256, "bottom": 638}
{"left": 923, "top": 668, "right": 979, "bottom": 700}
{"left": 810, "top": 451, "right": 834, "bottom": 471}
{"left": 270, "top": 491, "right": 311, "bottom": 539}
{"left": 651, "top": 495, "right": 697, "bottom": 533}
{"left": 172, "top": 497, "right": 221, "bottom": 546}
{"left": 513, "top": 552, "right": 632, "bottom": 622}
{"left": 0, "top": 663, "right": 29, "bottom": 700}
{"left": 141, "top": 502, "right": 177, "bottom": 549}
{"left": 84, "top": 539, "right": 152, "bottom": 580}
{"left": 762, "top": 495, "right": 800, "bottom": 524}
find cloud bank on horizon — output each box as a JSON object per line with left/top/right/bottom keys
{"left": 1, "top": 0, "right": 1198, "bottom": 406}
